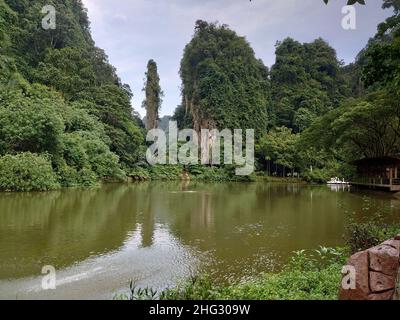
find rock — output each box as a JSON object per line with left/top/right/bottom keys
{"left": 368, "top": 290, "right": 395, "bottom": 300}
{"left": 395, "top": 234, "right": 400, "bottom": 241}
{"left": 339, "top": 251, "right": 370, "bottom": 300}
{"left": 369, "top": 271, "right": 396, "bottom": 292}
{"left": 369, "top": 244, "right": 399, "bottom": 276}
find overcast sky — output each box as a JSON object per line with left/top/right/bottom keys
{"left": 81, "top": 0, "right": 391, "bottom": 118}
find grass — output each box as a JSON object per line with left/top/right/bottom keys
{"left": 116, "top": 247, "right": 348, "bottom": 301}
{"left": 344, "top": 196, "right": 400, "bottom": 253}
{"left": 254, "top": 174, "right": 306, "bottom": 184}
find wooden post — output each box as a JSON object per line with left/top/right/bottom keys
{"left": 389, "top": 168, "right": 393, "bottom": 185}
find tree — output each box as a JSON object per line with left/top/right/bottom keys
{"left": 0, "top": 153, "right": 60, "bottom": 192}
{"left": 301, "top": 89, "right": 400, "bottom": 160}
{"left": 258, "top": 126, "right": 299, "bottom": 176}
{"left": 270, "top": 38, "right": 348, "bottom": 131}
{"left": 1, "top": 0, "right": 146, "bottom": 171}
{"left": 363, "top": 1, "right": 400, "bottom": 92}
{"left": 142, "top": 59, "right": 163, "bottom": 130}
{"left": 172, "top": 104, "right": 193, "bottom": 130}
{"left": 34, "top": 47, "right": 96, "bottom": 99}
{"left": 0, "top": 86, "right": 64, "bottom": 156}
{"left": 75, "top": 85, "right": 145, "bottom": 167}
{"left": 332, "top": 91, "right": 400, "bottom": 158}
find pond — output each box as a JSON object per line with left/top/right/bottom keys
{"left": 0, "top": 182, "right": 399, "bottom": 299}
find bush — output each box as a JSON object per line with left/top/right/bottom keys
{"left": 0, "top": 87, "right": 127, "bottom": 189}
{"left": 188, "top": 165, "right": 231, "bottom": 182}
{"left": 148, "top": 165, "right": 184, "bottom": 180}
{"left": 127, "top": 165, "right": 256, "bottom": 182}
{"left": 345, "top": 197, "right": 400, "bottom": 253}
{"left": 128, "top": 166, "right": 150, "bottom": 180}
{"left": 61, "top": 132, "right": 125, "bottom": 185}
{"left": 0, "top": 90, "right": 64, "bottom": 155}
{"left": 56, "top": 164, "right": 99, "bottom": 188}
{"left": 301, "top": 168, "right": 331, "bottom": 184}
{"left": 0, "top": 153, "right": 60, "bottom": 191}
{"left": 346, "top": 221, "right": 400, "bottom": 254}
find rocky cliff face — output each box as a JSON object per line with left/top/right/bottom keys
{"left": 340, "top": 235, "right": 400, "bottom": 300}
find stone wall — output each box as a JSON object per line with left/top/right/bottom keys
{"left": 339, "top": 235, "right": 400, "bottom": 300}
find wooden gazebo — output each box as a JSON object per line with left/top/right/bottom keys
{"left": 351, "top": 156, "right": 400, "bottom": 192}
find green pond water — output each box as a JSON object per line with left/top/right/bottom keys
{"left": 0, "top": 182, "right": 399, "bottom": 300}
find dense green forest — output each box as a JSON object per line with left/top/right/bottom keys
{"left": 174, "top": 0, "right": 400, "bottom": 183}
{"left": 0, "top": 0, "right": 399, "bottom": 191}
{"left": 0, "top": 0, "right": 145, "bottom": 191}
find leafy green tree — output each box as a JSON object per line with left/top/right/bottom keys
{"left": 332, "top": 92, "right": 400, "bottom": 158}
{"left": 75, "top": 85, "right": 145, "bottom": 166}
{"left": 363, "top": 1, "right": 400, "bottom": 92}
{"left": 270, "top": 38, "right": 348, "bottom": 131}
{"left": 0, "top": 86, "right": 64, "bottom": 156}
{"left": 0, "top": 83, "right": 128, "bottom": 187}
{"left": 34, "top": 47, "right": 96, "bottom": 99}
{"left": 61, "top": 131, "right": 123, "bottom": 179}
{"left": 0, "top": 0, "right": 13, "bottom": 52}
{"left": 301, "top": 89, "right": 400, "bottom": 160}
{"left": 258, "top": 127, "right": 299, "bottom": 176}
{"left": 0, "top": 152, "right": 60, "bottom": 192}
{"left": 6, "top": 0, "right": 91, "bottom": 72}
{"left": 3, "top": 0, "right": 144, "bottom": 171}
{"left": 142, "top": 59, "right": 163, "bottom": 130}
{"left": 0, "top": 0, "right": 25, "bottom": 90}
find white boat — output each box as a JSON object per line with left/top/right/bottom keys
{"left": 327, "top": 177, "right": 350, "bottom": 185}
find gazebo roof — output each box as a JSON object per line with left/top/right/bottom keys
{"left": 352, "top": 156, "right": 400, "bottom": 167}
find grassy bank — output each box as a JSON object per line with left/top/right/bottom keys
{"left": 254, "top": 175, "right": 306, "bottom": 184}
{"left": 116, "top": 247, "right": 348, "bottom": 301}
{"left": 127, "top": 165, "right": 312, "bottom": 183}
{"left": 128, "top": 165, "right": 256, "bottom": 182}
{"left": 160, "top": 248, "right": 347, "bottom": 300}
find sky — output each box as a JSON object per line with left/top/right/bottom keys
{"left": 81, "top": 0, "right": 391, "bottom": 118}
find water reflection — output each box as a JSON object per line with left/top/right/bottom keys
{"left": 327, "top": 184, "right": 352, "bottom": 192}
{"left": 0, "top": 182, "right": 399, "bottom": 299}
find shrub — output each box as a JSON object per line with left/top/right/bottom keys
{"left": 130, "top": 165, "right": 256, "bottom": 182}
{"left": 346, "top": 221, "right": 400, "bottom": 254}
{"left": 0, "top": 88, "right": 127, "bottom": 189}
{"left": 0, "top": 152, "right": 60, "bottom": 191}
{"left": 148, "top": 165, "right": 184, "bottom": 180}
{"left": 128, "top": 166, "right": 150, "bottom": 180}
{"left": 345, "top": 197, "right": 400, "bottom": 253}
{"left": 61, "top": 132, "right": 125, "bottom": 184}
{"left": 189, "top": 165, "right": 255, "bottom": 182}
{"left": 0, "top": 92, "right": 64, "bottom": 155}
{"left": 301, "top": 168, "right": 331, "bottom": 184}
{"left": 56, "top": 164, "right": 98, "bottom": 187}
